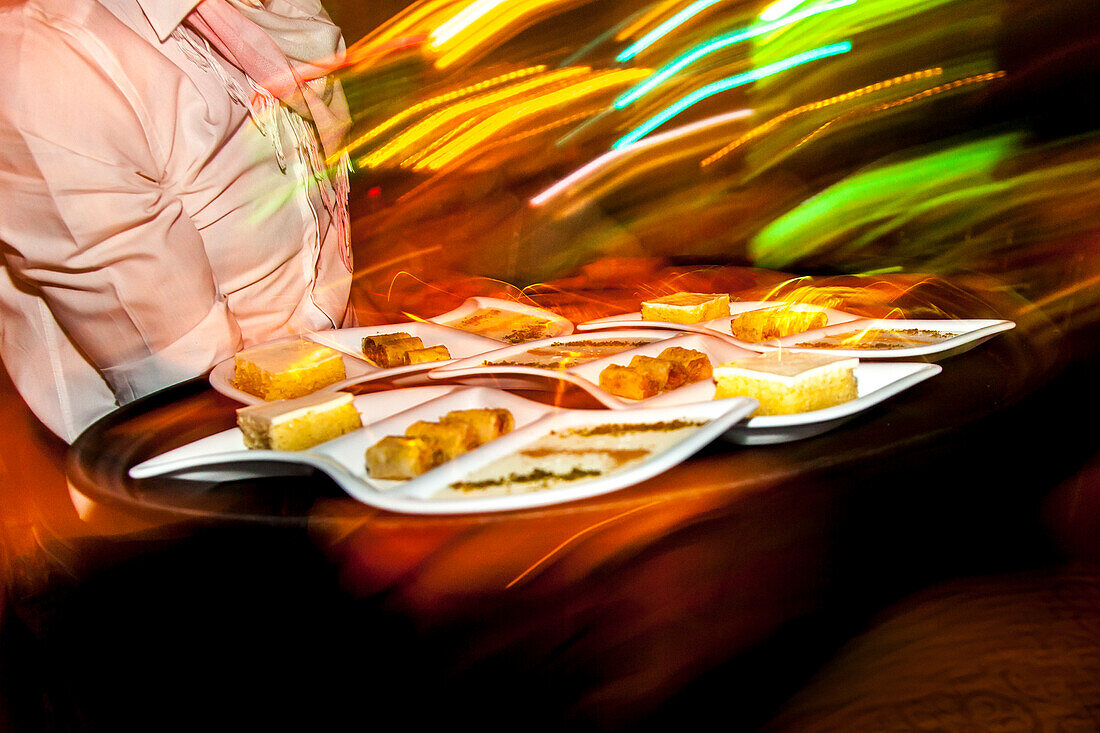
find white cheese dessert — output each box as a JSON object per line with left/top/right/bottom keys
{"left": 236, "top": 391, "right": 362, "bottom": 450}
{"left": 713, "top": 351, "right": 858, "bottom": 415}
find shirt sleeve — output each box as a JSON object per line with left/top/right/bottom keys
{"left": 0, "top": 13, "right": 243, "bottom": 404}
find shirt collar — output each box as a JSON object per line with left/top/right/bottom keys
{"left": 137, "top": 0, "right": 203, "bottom": 42}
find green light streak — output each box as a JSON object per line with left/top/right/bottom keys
{"left": 616, "top": 0, "right": 725, "bottom": 62}
{"left": 750, "top": 134, "right": 1020, "bottom": 269}
{"left": 760, "top": 0, "right": 812, "bottom": 21}
{"left": 612, "top": 41, "right": 852, "bottom": 150}
{"left": 614, "top": 0, "right": 856, "bottom": 109}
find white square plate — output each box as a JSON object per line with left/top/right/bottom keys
{"left": 208, "top": 336, "right": 376, "bottom": 406}
{"left": 128, "top": 386, "right": 758, "bottom": 515}
{"left": 426, "top": 328, "right": 682, "bottom": 391}
{"left": 306, "top": 321, "right": 503, "bottom": 389}
{"left": 427, "top": 296, "right": 574, "bottom": 342}
{"left": 753, "top": 318, "right": 1016, "bottom": 359}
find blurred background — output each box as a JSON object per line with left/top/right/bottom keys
{"left": 4, "top": 0, "right": 1100, "bottom": 730}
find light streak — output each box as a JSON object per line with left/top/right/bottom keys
{"left": 358, "top": 66, "right": 592, "bottom": 169}
{"left": 530, "top": 108, "right": 753, "bottom": 206}
{"left": 613, "top": 41, "right": 851, "bottom": 150}
{"left": 792, "top": 70, "right": 1007, "bottom": 151}
{"left": 415, "top": 68, "right": 651, "bottom": 171}
{"left": 614, "top": 0, "right": 683, "bottom": 42}
{"left": 700, "top": 67, "right": 943, "bottom": 166}
{"left": 333, "top": 65, "right": 548, "bottom": 165}
{"left": 505, "top": 500, "right": 665, "bottom": 588}
{"left": 759, "top": 0, "right": 811, "bottom": 21}
{"left": 614, "top": 0, "right": 856, "bottom": 109}
{"left": 428, "top": 0, "right": 508, "bottom": 49}
{"left": 616, "top": 0, "right": 726, "bottom": 62}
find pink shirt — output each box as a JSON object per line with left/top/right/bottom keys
{"left": 0, "top": 0, "right": 354, "bottom": 441}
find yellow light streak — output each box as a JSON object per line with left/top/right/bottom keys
{"left": 359, "top": 0, "right": 467, "bottom": 50}
{"left": 333, "top": 65, "right": 548, "bottom": 164}
{"left": 700, "top": 67, "right": 943, "bottom": 167}
{"left": 791, "top": 70, "right": 1007, "bottom": 151}
{"left": 414, "top": 68, "right": 652, "bottom": 171}
{"left": 428, "top": 0, "right": 510, "bottom": 49}
{"left": 431, "top": 0, "right": 577, "bottom": 70}
{"left": 358, "top": 66, "right": 593, "bottom": 169}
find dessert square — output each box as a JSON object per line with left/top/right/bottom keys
{"left": 656, "top": 346, "right": 712, "bottom": 384}
{"left": 713, "top": 351, "right": 858, "bottom": 415}
{"left": 640, "top": 292, "right": 730, "bottom": 324}
{"left": 729, "top": 307, "right": 829, "bottom": 342}
{"left": 233, "top": 340, "right": 346, "bottom": 400}
{"left": 236, "top": 391, "right": 361, "bottom": 451}
{"left": 598, "top": 363, "right": 663, "bottom": 400}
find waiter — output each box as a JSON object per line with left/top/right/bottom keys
{"left": 0, "top": 0, "right": 356, "bottom": 442}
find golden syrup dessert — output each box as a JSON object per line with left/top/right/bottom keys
{"left": 364, "top": 408, "right": 515, "bottom": 480}
{"left": 640, "top": 293, "right": 730, "bottom": 324}
{"left": 233, "top": 340, "right": 346, "bottom": 400}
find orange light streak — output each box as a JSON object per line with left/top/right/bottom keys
{"left": 792, "top": 70, "right": 1007, "bottom": 151}
{"left": 506, "top": 499, "right": 666, "bottom": 588}
{"left": 614, "top": 0, "right": 684, "bottom": 42}
{"left": 700, "top": 67, "right": 944, "bottom": 167}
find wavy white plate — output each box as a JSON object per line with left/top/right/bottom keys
{"left": 209, "top": 336, "right": 375, "bottom": 406}
{"left": 427, "top": 296, "right": 574, "bottom": 342}
{"left": 129, "top": 386, "right": 758, "bottom": 515}
{"left": 130, "top": 385, "right": 461, "bottom": 482}
{"left": 754, "top": 318, "right": 1016, "bottom": 359}
{"left": 431, "top": 332, "right": 757, "bottom": 408}
{"left": 306, "top": 321, "right": 502, "bottom": 390}
{"left": 426, "top": 328, "right": 682, "bottom": 392}
{"left": 576, "top": 301, "right": 862, "bottom": 348}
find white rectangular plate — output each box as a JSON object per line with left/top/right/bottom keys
{"left": 128, "top": 386, "right": 758, "bottom": 515}
{"left": 129, "top": 385, "right": 461, "bottom": 481}
{"left": 209, "top": 336, "right": 376, "bottom": 406}
{"left": 427, "top": 296, "right": 574, "bottom": 342}
{"left": 306, "top": 321, "right": 503, "bottom": 389}
{"left": 753, "top": 318, "right": 1016, "bottom": 359}
{"left": 429, "top": 333, "right": 757, "bottom": 408}
{"left": 576, "top": 301, "right": 862, "bottom": 349}
{"left": 426, "top": 328, "right": 681, "bottom": 391}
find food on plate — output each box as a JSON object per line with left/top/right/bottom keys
{"left": 729, "top": 306, "right": 829, "bottom": 342}
{"left": 444, "top": 307, "right": 558, "bottom": 343}
{"left": 439, "top": 408, "right": 515, "bottom": 448}
{"left": 656, "top": 346, "right": 713, "bottom": 384}
{"left": 236, "top": 391, "right": 361, "bottom": 451}
{"left": 364, "top": 408, "right": 515, "bottom": 480}
{"left": 232, "top": 340, "right": 346, "bottom": 400}
{"left": 640, "top": 292, "right": 730, "bottom": 324}
{"left": 364, "top": 435, "right": 437, "bottom": 480}
{"left": 406, "top": 344, "right": 452, "bottom": 364}
{"left": 793, "top": 327, "right": 956, "bottom": 349}
{"left": 713, "top": 351, "right": 858, "bottom": 415}
{"left": 441, "top": 418, "right": 708, "bottom": 497}
{"left": 361, "top": 333, "right": 454, "bottom": 367}
{"left": 598, "top": 348, "right": 712, "bottom": 400}
{"left": 483, "top": 338, "right": 658, "bottom": 369}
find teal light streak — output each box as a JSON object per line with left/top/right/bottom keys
{"left": 759, "top": 0, "right": 811, "bottom": 21}
{"left": 614, "top": 0, "right": 856, "bottom": 109}
{"left": 616, "top": 0, "right": 725, "bottom": 62}
{"left": 612, "top": 41, "right": 852, "bottom": 150}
